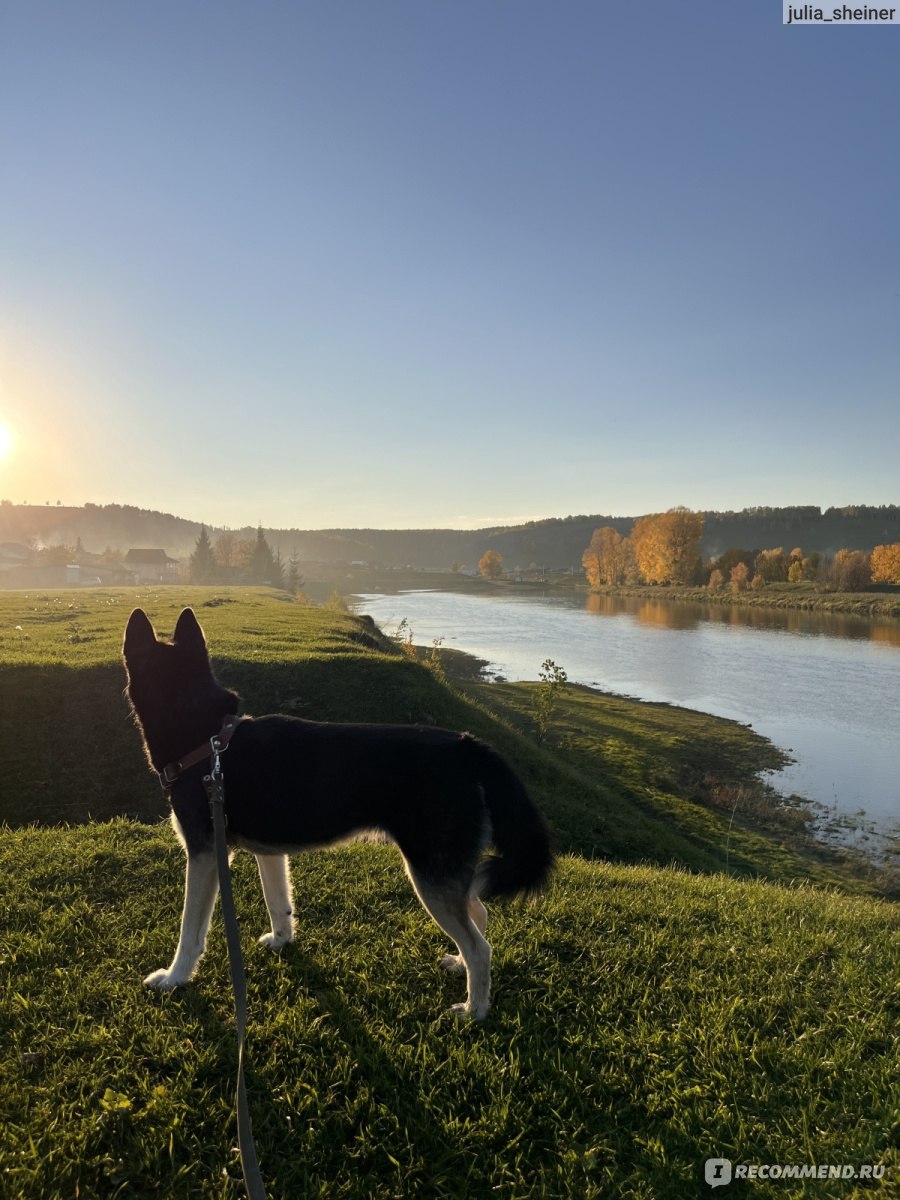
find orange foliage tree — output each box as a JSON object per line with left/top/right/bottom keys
{"left": 581, "top": 527, "right": 634, "bottom": 588}
{"left": 871, "top": 543, "right": 900, "bottom": 584}
{"left": 730, "top": 561, "right": 750, "bottom": 592}
{"left": 631, "top": 508, "right": 704, "bottom": 584}
{"left": 478, "top": 549, "right": 503, "bottom": 579}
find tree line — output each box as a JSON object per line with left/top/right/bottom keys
{"left": 582, "top": 510, "right": 900, "bottom": 592}
{"left": 4, "top": 501, "right": 900, "bottom": 571}
{"left": 188, "top": 526, "right": 304, "bottom": 593}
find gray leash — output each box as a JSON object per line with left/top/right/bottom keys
{"left": 205, "top": 742, "right": 269, "bottom": 1200}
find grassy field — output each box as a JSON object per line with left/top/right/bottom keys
{"left": 1, "top": 587, "right": 898, "bottom": 1197}
{"left": 1, "top": 826, "right": 897, "bottom": 1199}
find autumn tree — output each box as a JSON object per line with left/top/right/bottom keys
{"left": 754, "top": 548, "right": 788, "bottom": 583}
{"left": 730, "top": 561, "right": 750, "bottom": 592}
{"left": 631, "top": 508, "right": 704, "bottom": 584}
{"left": 708, "top": 568, "right": 725, "bottom": 591}
{"left": 479, "top": 550, "right": 503, "bottom": 579}
{"left": 710, "top": 548, "right": 755, "bottom": 582}
{"left": 871, "top": 543, "right": 900, "bottom": 584}
{"left": 581, "top": 526, "right": 633, "bottom": 588}
{"left": 824, "top": 549, "right": 871, "bottom": 592}
{"left": 214, "top": 533, "right": 238, "bottom": 570}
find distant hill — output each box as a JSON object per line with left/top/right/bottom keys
{"left": 1, "top": 501, "right": 898, "bottom": 571}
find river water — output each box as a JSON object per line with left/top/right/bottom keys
{"left": 357, "top": 589, "right": 900, "bottom": 839}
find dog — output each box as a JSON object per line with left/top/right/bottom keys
{"left": 124, "top": 607, "right": 552, "bottom": 1019}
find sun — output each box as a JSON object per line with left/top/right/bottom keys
{"left": 0, "top": 421, "right": 12, "bottom": 461}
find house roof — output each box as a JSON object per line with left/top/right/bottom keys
{"left": 124, "top": 548, "right": 178, "bottom": 565}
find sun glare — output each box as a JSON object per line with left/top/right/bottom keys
{"left": 0, "top": 422, "right": 12, "bottom": 461}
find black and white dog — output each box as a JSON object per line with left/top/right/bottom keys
{"left": 124, "top": 608, "right": 552, "bottom": 1019}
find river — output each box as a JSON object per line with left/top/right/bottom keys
{"left": 357, "top": 589, "right": 900, "bottom": 840}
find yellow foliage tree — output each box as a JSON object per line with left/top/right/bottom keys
{"left": 871, "top": 543, "right": 900, "bottom": 584}
{"left": 730, "top": 561, "right": 750, "bottom": 592}
{"left": 631, "top": 508, "right": 704, "bottom": 584}
{"left": 582, "top": 527, "right": 634, "bottom": 588}
{"left": 478, "top": 549, "right": 503, "bottom": 579}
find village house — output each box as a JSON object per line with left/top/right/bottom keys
{"left": 124, "top": 548, "right": 180, "bottom": 584}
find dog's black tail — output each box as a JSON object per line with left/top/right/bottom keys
{"left": 466, "top": 736, "right": 554, "bottom": 901}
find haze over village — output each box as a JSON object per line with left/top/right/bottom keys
{"left": 1, "top": 500, "right": 899, "bottom": 595}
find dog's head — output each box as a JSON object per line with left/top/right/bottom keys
{"left": 123, "top": 607, "right": 239, "bottom": 770}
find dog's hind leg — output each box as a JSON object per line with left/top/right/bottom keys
{"left": 407, "top": 870, "right": 492, "bottom": 1020}
{"left": 440, "top": 896, "right": 488, "bottom": 975}
{"left": 255, "top": 854, "right": 295, "bottom": 950}
{"left": 145, "top": 852, "right": 218, "bottom": 989}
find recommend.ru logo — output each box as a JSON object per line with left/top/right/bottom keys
{"left": 705, "top": 1159, "right": 733, "bottom": 1188}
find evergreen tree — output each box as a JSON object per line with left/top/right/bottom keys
{"left": 189, "top": 525, "right": 216, "bottom": 583}
{"left": 249, "top": 526, "right": 280, "bottom": 585}
{"left": 287, "top": 550, "right": 304, "bottom": 596}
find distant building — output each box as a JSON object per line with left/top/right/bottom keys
{"left": 0, "top": 542, "right": 32, "bottom": 573}
{"left": 124, "top": 548, "right": 180, "bottom": 584}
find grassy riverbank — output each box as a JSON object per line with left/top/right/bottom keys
{"left": 0, "top": 587, "right": 881, "bottom": 889}
{"left": 1, "top": 587, "right": 897, "bottom": 1197}
{"left": 586, "top": 581, "right": 900, "bottom": 620}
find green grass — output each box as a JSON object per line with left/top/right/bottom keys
{"left": 1, "top": 586, "right": 898, "bottom": 1198}
{"left": 1, "top": 825, "right": 897, "bottom": 1199}
{"left": 0, "top": 587, "right": 876, "bottom": 889}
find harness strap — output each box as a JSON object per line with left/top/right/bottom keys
{"left": 158, "top": 715, "right": 242, "bottom": 789}
{"left": 204, "top": 744, "right": 269, "bottom": 1200}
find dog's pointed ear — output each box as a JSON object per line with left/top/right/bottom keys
{"left": 124, "top": 608, "right": 157, "bottom": 660}
{"left": 173, "top": 608, "right": 209, "bottom": 661}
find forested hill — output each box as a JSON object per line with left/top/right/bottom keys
{"left": 2, "top": 502, "right": 899, "bottom": 570}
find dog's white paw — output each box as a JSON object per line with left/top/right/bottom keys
{"left": 440, "top": 953, "right": 466, "bottom": 974}
{"left": 143, "top": 968, "right": 190, "bottom": 990}
{"left": 449, "top": 1000, "right": 489, "bottom": 1022}
{"left": 258, "top": 932, "right": 292, "bottom": 951}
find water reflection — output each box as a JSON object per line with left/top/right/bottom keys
{"left": 359, "top": 587, "right": 899, "bottom": 831}
{"left": 583, "top": 592, "right": 900, "bottom": 646}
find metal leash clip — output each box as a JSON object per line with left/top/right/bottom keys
{"left": 204, "top": 731, "right": 228, "bottom": 819}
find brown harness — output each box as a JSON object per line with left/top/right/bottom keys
{"left": 157, "top": 714, "right": 243, "bottom": 790}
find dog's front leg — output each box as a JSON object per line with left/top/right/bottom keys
{"left": 255, "top": 854, "right": 294, "bottom": 950}
{"left": 144, "top": 852, "right": 219, "bottom": 989}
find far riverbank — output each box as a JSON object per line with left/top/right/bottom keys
{"left": 331, "top": 563, "right": 900, "bottom": 619}
{"left": 587, "top": 580, "right": 900, "bottom": 618}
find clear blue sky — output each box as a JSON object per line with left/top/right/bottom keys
{"left": 1, "top": 1, "right": 897, "bottom": 531}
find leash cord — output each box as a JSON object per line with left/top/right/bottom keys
{"left": 205, "top": 764, "right": 269, "bottom": 1200}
